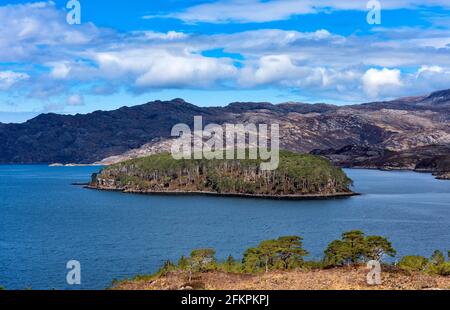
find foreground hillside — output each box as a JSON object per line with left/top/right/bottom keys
{"left": 1, "top": 89, "right": 450, "bottom": 164}
{"left": 89, "top": 150, "right": 354, "bottom": 198}
{"left": 113, "top": 231, "right": 450, "bottom": 291}
{"left": 113, "top": 268, "right": 450, "bottom": 291}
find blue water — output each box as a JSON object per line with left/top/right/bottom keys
{"left": 0, "top": 166, "right": 449, "bottom": 290}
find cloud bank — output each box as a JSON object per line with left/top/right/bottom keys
{"left": 145, "top": 0, "right": 450, "bottom": 24}
{"left": 1, "top": 1, "right": 450, "bottom": 109}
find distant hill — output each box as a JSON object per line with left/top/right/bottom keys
{"left": 0, "top": 89, "right": 449, "bottom": 164}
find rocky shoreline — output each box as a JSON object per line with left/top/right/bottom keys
{"left": 435, "top": 172, "right": 450, "bottom": 180}
{"left": 88, "top": 151, "right": 355, "bottom": 200}
{"left": 312, "top": 144, "right": 450, "bottom": 181}
{"left": 86, "top": 185, "right": 359, "bottom": 200}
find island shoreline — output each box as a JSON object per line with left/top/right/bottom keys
{"left": 85, "top": 185, "right": 359, "bottom": 200}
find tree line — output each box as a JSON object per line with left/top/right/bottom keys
{"left": 149, "top": 230, "right": 450, "bottom": 280}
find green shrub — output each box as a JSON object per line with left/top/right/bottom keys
{"left": 398, "top": 256, "right": 429, "bottom": 272}
{"left": 133, "top": 259, "right": 177, "bottom": 282}
{"left": 430, "top": 250, "right": 446, "bottom": 266}
{"left": 242, "top": 236, "right": 308, "bottom": 273}
{"left": 424, "top": 250, "right": 450, "bottom": 276}
{"left": 301, "top": 261, "right": 325, "bottom": 271}
{"left": 217, "top": 255, "right": 242, "bottom": 273}
{"left": 435, "top": 262, "right": 450, "bottom": 276}
{"left": 178, "top": 256, "right": 190, "bottom": 270}
{"left": 160, "top": 260, "right": 177, "bottom": 275}
{"left": 190, "top": 249, "right": 217, "bottom": 272}
{"left": 324, "top": 231, "right": 396, "bottom": 267}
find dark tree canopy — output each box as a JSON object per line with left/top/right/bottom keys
{"left": 324, "top": 231, "right": 396, "bottom": 266}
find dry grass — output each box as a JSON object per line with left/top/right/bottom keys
{"left": 113, "top": 267, "right": 450, "bottom": 291}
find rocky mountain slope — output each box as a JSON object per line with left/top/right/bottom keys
{"left": 0, "top": 90, "right": 449, "bottom": 165}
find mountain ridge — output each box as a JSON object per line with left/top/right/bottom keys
{"left": 0, "top": 89, "right": 449, "bottom": 164}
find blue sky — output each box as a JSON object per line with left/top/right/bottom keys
{"left": 1, "top": 0, "right": 450, "bottom": 122}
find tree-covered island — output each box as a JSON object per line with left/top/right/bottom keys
{"left": 89, "top": 150, "right": 356, "bottom": 199}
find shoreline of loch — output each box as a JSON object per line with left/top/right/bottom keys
{"left": 338, "top": 166, "right": 450, "bottom": 180}
{"left": 85, "top": 185, "right": 359, "bottom": 200}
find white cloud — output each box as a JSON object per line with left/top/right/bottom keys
{"left": 0, "top": 1, "right": 98, "bottom": 62}
{"left": 417, "top": 65, "right": 443, "bottom": 76}
{"left": 362, "top": 68, "right": 403, "bottom": 97}
{"left": 239, "top": 54, "right": 362, "bottom": 96}
{"left": 149, "top": 0, "right": 450, "bottom": 24}
{"left": 240, "top": 55, "right": 298, "bottom": 86}
{"left": 92, "top": 48, "right": 237, "bottom": 89}
{"left": 67, "top": 94, "right": 84, "bottom": 106}
{"left": 148, "top": 0, "right": 316, "bottom": 24}
{"left": 0, "top": 71, "right": 30, "bottom": 90}
{"left": 0, "top": 2, "right": 449, "bottom": 105}
{"left": 412, "top": 65, "right": 450, "bottom": 92}
{"left": 139, "top": 31, "right": 189, "bottom": 41}
{"left": 48, "top": 62, "right": 72, "bottom": 79}
{"left": 211, "top": 29, "right": 341, "bottom": 53}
